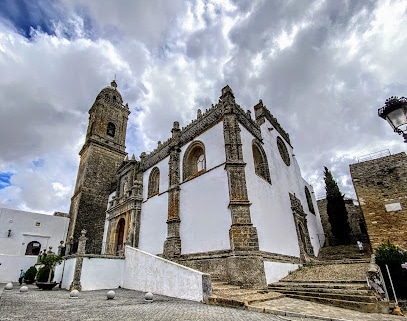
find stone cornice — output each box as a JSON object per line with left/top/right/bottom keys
{"left": 141, "top": 92, "right": 265, "bottom": 171}
{"left": 255, "top": 101, "right": 291, "bottom": 146}
{"left": 260, "top": 251, "right": 301, "bottom": 263}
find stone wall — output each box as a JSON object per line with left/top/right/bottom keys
{"left": 317, "top": 198, "right": 368, "bottom": 246}
{"left": 349, "top": 152, "right": 407, "bottom": 249}
{"left": 67, "top": 83, "right": 129, "bottom": 255}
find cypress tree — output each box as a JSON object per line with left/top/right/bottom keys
{"left": 324, "top": 166, "right": 351, "bottom": 245}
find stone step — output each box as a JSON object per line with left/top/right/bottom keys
{"left": 283, "top": 293, "right": 388, "bottom": 314}
{"left": 276, "top": 279, "right": 367, "bottom": 285}
{"left": 212, "top": 289, "right": 260, "bottom": 296}
{"left": 211, "top": 284, "right": 242, "bottom": 291}
{"left": 208, "top": 291, "right": 284, "bottom": 309}
{"left": 269, "top": 284, "right": 371, "bottom": 296}
{"left": 209, "top": 282, "right": 285, "bottom": 310}
{"left": 317, "top": 245, "right": 372, "bottom": 260}
{"left": 282, "top": 263, "right": 370, "bottom": 281}
{"left": 314, "top": 258, "right": 371, "bottom": 264}
{"left": 270, "top": 288, "right": 378, "bottom": 303}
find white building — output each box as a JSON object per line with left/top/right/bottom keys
{"left": 67, "top": 84, "right": 325, "bottom": 288}
{"left": 0, "top": 207, "right": 69, "bottom": 282}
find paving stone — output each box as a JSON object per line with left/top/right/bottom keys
{"left": 0, "top": 283, "right": 290, "bottom": 321}
{"left": 250, "top": 297, "right": 406, "bottom": 321}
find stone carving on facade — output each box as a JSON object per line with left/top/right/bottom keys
{"left": 289, "top": 193, "right": 314, "bottom": 262}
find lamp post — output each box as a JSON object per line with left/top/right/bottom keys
{"left": 378, "top": 96, "right": 407, "bottom": 142}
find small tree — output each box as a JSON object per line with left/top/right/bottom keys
{"left": 38, "top": 253, "right": 63, "bottom": 283}
{"left": 323, "top": 166, "right": 351, "bottom": 245}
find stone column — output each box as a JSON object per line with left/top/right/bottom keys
{"left": 70, "top": 229, "right": 87, "bottom": 291}
{"left": 163, "top": 121, "right": 182, "bottom": 259}
{"left": 132, "top": 170, "right": 143, "bottom": 248}
{"left": 221, "top": 86, "right": 266, "bottom": 288}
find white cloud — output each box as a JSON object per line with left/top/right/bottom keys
{"left": 1, "top": 0, "right": 407, "bottom": 214}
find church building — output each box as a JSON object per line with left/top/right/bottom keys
{"left": 66, "top": 81, "right": 325, "bottom": 287}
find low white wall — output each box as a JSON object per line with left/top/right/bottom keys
{"left": 80, "top": 257, "right": 124, "bottom": 291}
{"left": 55, "top": 257, "right": 76, "bottom": 289}
{"left": 55, "top": 256, "right": 123, "bottom": 291}
{"left": 123, "top": 246, "right": 210, "bottom": 302}
{"left": 0, "top": 254, "right": 37, "bottom": 282}
{"left": 264, "top": 261, "right": 301, "bottom": 284}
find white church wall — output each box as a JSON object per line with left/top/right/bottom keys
{"left": 138, "top": 156, "right": 170, "bottom": 255}
{"left": 240, "top": 126, "right": 301, "bottom": 257}
{"left": 247, "top": 119, "right": 324, "bottom": 257}
{"left": 80, "top": 257, "right": 124, "bottom": 291}
{"left": 123, "top": 246, "right": 210, "bottom": 302}
{"left": 0, "top": 207, "right": 69, "bottom": 256}
{"left": 179, "top": 166, "right": 231, "bottom": 254}
{"left": 178, "top": 123, "right": 231, "bottom": 254}
{"left": 264, "top": 261, "right": 301, "bottom": 284}
{"left": 0, "top": 254, "right": 37, "bottom": 282}
{"left": 55, "top": 257, "right": 76, "bottom": 289}
{"left": 138, "top": 191, "right": 168, "bottom": 255}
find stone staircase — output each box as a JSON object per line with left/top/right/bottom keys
{"left": 267, "top": 245, "right": 389, "bottom": 313}
{"left": 268, "top": 278, "right": 386, "bottom": 313}
{"left": 207, "top": 280, "right": 284, "bottom": 309}
{"left": 316, "top": 244, "right": 372, "bottom": 262}
{"left": 207, "top": 246, "right": 390, "bottom": 315}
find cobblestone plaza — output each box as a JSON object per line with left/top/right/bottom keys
{"left": 1, "top": 284, "right": 406, "bottom": 321}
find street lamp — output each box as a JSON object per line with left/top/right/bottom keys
{"left": 378, "top": 96, "right": 407, "bottom": 142}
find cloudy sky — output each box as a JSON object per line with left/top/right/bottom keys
{"left": 0, "top": 0, "right": 406, "bottom": 214}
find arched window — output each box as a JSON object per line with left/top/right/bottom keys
{"left": 107, "top": 122, "right": 116, "bottom": 137}
{"left": 148, "top": 167, "right": 160, "bottom": 197}
{"left": 25, "top": 241, "right": 41, "bottom": 255}
{"left": 305, "top": 186, "right": 315, "bottom": 214}
{"left": 252, "top": 140, "right": 271, "bottom": 183}
{"left": 277, "top": 136, "right": 290, "bottom": 166}
{"left": 183, "top": 141, "right": 206, "bottom": 181}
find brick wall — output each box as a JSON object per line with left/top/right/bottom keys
{"left": 350, "top": 152, "right": 407, "bottom": 249}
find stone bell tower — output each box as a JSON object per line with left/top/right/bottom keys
{"left": 67, "top": 80, "right": 130, "bottom": 254}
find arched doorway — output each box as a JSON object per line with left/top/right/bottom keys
{"left": 25, "top": 241, "right": 41, "bottom": 255}
{"left": 116, "top": 218, "right": 126, "bottom": 253}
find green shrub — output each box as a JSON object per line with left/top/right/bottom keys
{"left": 375, "top": 240, "right": 407, "bottom": 265}
{"left": 375, "top": 240, "right": 407, "bottom": 299}
{"left": 36, "top": 267, "right": 54, "bottom": 282}
{"left": 24, "top": 266, "right": 37, "bottom": 281}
